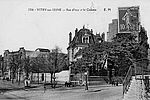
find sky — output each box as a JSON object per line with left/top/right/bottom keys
{"left": 0, "top": 0, "right": 150, "bottom": 55}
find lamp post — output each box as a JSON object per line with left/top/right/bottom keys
{"left": 84, "top": 63, "right": 92, "bottom": 90}
{"left": 84, "top": 71, "right": 88, "bottom": 90}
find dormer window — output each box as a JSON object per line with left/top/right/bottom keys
{"left": 83, "top": 37, "right": 86, "bottom": 43}
{"left": 89, "top": 36, "right": 91, "bottom": 43}
{"left": 82, "top": 36, "right": 89, "bottom": 43}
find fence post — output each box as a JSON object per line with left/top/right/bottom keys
{"left": 145, "top": 76, "right": 149, "bottom": 92}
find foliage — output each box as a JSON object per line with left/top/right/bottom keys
{"left": 71, "top": 58, "right": 86, "bottom": 74}
{"left": 45, "top": 47, "right": 68, "bottom": 73}
{"left": 29, "top": 46, "right": 68, "bottom": 74}
{"left": 9, "top": 54, "right": 22, "bottom": 79}
{"left": 74, "top": 26, "right": 149, "bottom": 76}
{"left": 30, "top": 56, "right": 46, "bottom": 73}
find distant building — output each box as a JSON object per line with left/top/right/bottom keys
{"left": 67, "top": 26, "right": 104, "bottom": 63}
{"left": 0, "top": 55, "right": 3, "bottom": 77}
{"left": 107, "top": 18, "right": 139, "bottom": 42}
{"left": 107, "top": 19, "right": 118, "bottom": 42}
{"left": 35, "top": 48, "right": 50, "bottom": 52}
{"left": 148, "top": 49, "right": 150, "bottom": 70}
{"left": 3, "top": 47, "right": 50, "bottom": 81}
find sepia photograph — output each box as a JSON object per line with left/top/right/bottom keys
{"left": 0, "top": 0, "right": 150, "bottom": 100}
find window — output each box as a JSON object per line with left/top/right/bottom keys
{"left": 82, "top": 36, "right": 89, "bottom": 43}
{"left": 89, "top": 36, "right": 91, "bottom": 43}
{"left": 83, "top": 37, "right": 85, "bottom": 43}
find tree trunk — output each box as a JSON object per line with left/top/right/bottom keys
{"left": 1, "top": 63, "right": 4, "bottom": 78}
{"left": 18, "top": 71, "right": 20, "bottom": 85}
{"left": 12, "top": 72, "right": 15, "bottom": 84}
{"left": 38, "top": 72, "right": 39, "bottom": 84}
{"left": 80, "top": 71, "right": 83, "bottom": 85}
{"left": 45, "top": 73, "right": 46, "bottom": 83}
{"left": 30, "top": 72, "right": 33, "bottom": 82}
{"left": 16, "top": 70, "right": 18, "bottom": 82}
{"left": 54, "top": 72, "right": 55, "bottom": 89}
{"left": 50, "top": 72, "right": 53, "bottom": 88}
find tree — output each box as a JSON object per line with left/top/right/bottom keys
{"left": 45, "top": 46, "right": 67, "bottom": 88}
{"left": 23, "top": 56, "right": 33, "bottom": 79}
{"left": 74, "top": 26, "right": 149, "bottom": 77}
{"left": 0, "top": 56, "right": 6, "bottom": 77}
{"left": 9, "top": 54, "right": 22, "bottom": 84}
{"left": 30, "top": 55, "right": 46, "bottom": 84}
{"left": 29, "top": 46, "right": 67, "bottom": 87}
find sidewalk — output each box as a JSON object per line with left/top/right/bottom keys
{"left": 0, "top": 80, "right": 41, "bottom": 93}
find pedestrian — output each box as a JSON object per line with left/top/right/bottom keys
{"left": 24, "top": 77, "right": 28, "bottom": 90}
{"left": 65, "top": 81, "right": 67, "bottom": 87}
{"left": 116, "top": 80, "right": 118, "bottom": 86}
{"left": 112, "top": 79, "right": 116, "bottom": 86}
{"left": 44, "top": 83, "right": 46, "bottom": 93}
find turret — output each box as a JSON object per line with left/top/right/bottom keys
{"left": 75, "top": 28, "right": 78, "bottom": 36}
{"left": 91, "top": 29, "right": 93, "bottom": 34}
{"left": 83, "top": 25, "right": 85, "bottom": 29}
{"left": 69, "top": 32, "right": 72, "bottom": 43}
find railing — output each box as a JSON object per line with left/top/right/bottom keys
{"left": 123, "top": 66, "right": 133, "bottom": 96}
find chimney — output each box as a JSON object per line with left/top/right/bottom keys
{"left": 91, "top": 29, "right": 93, "bottom": 34}
{"left": 75, "top": 28, "right": 78, "bottom": 36}
{"left": 83, "top": 25, "right": 85, "bottom": 29}
{"left": 69, "top": 32, "right": 72, "bottom": 43}
{"left": 101, "top": 32, "right": 105, "bottom": 41}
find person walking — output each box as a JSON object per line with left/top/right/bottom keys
{"left": 44, "top": 83, "right": 46, "bottom": 93}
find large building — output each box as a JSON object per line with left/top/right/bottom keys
{"left": 148, "top": 49, "right": 150, "bottom": 70}
{"left": 107, "top": 19, "right": 118, "bottom": 42}
{"left": 3, "top": 47, "right": 50, "bottom": 81}
{"left": 67, "top": 26, "right": 105, "bottom": 82}
{"left": 0, "top": 55, "right": 3, "bottom": 77}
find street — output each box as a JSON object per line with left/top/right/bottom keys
{"left": 0, "top": 84, "right": 123, "bottom": 100}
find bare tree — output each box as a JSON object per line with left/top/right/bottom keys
{"left": 45, "top": 46, "right": 67, "bottom": 88}
{"left": 29, "top": 46, "right": 67, "bottom": 87}
{"left": 23, "top": 56, "right": 32, "bottom": 79}
{"left": 9, "top": 54, "right": 22, "bottom": 84}
{"left": 0, "top": 56, "right": 5, "bottom": 78}
{"left": 30, "top": 56, "right": 46, "bottom": 84}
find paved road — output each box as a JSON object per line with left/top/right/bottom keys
{"left": 0, "top": 85, "right": 123, "bottom": 100}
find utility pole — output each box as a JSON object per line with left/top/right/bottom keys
{"left": 85, "top": 62, "right": 89, "bottom": 90}
{"left": 85, "top": 71, "right": 88, "bottom": 90}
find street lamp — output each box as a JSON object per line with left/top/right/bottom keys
{"left": 84, "top": 63, "right": 92, "bottom": 90}
{"left": 84, "top": 71, "right": 88, "bottom": 90}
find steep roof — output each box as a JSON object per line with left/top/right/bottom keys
{"left": 67, "top": 27, "right": 101, "bottom": 49}
{"left": 71, "top": 28, "right": 92, "bottom": 44}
